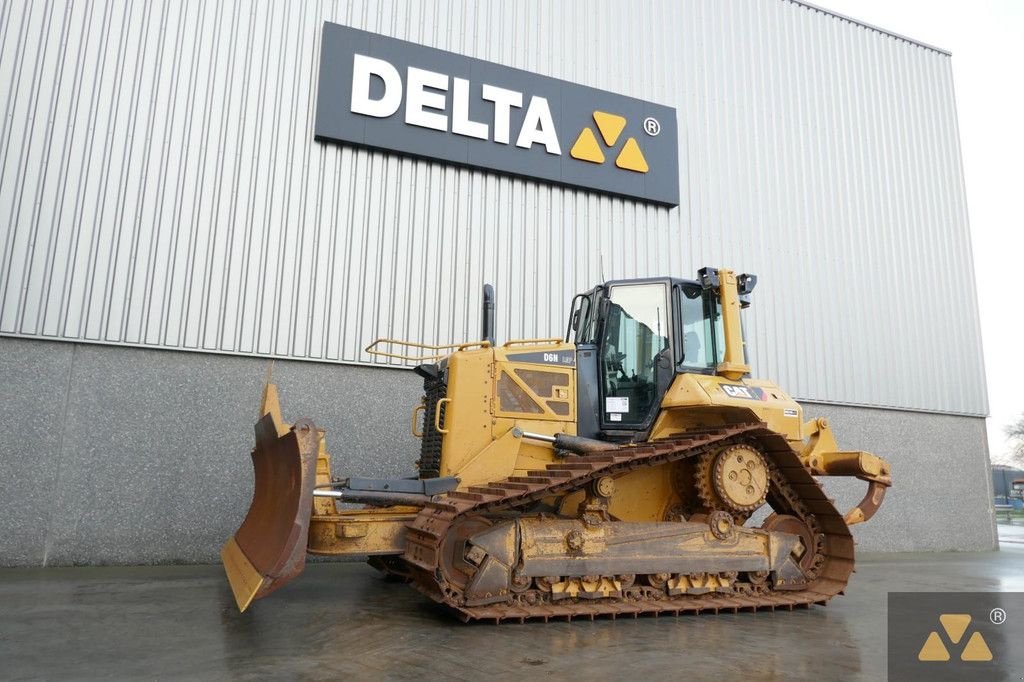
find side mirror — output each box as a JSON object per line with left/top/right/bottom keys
{"left": 738, "top": 273, "right": 757, "bottom": 309}
{"left": 737, "top": 273, "right": 757, "bottom": 295}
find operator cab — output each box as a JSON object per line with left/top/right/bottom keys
{"left": 566, "top": 268, "right": 755, "bottom": 440}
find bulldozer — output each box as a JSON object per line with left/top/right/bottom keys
{"left": 222, "top": 267, "right": 892, "bottom": 622}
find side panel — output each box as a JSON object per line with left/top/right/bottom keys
{"left": 493, "top": 362, "right": 575, "bottom": 422}
{"left": 433, "top": 342, "right": 582, "bottom": 488}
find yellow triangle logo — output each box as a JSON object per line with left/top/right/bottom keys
{"left": 571, "top": 112, "right": 651, "bottom": 173}
{"left": 939, "top": 614, "right": 971, "bottom": 644}
{"left": 615, "top": 137, "right": 649, "bottom": 173}
{"left": 570, "top": 127, "right": 605, "bottom": 164}
{"left": 592, "top": 111, "right": 626, "bottom": 147}
{"left": 960, "top": 632, "right": 993, "bottom": 662}
{"left": 917, "top": 631, "right": 950, "bottom": 661}
{"left": 918, "top": 614, "right": 995, "bottom": 664}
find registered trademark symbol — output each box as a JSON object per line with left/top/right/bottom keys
{"left": 990, "top": 607, "right": 1006, "bottom": 625}
{"left": 643, "top": 117, "right": 661, "bottom": 136}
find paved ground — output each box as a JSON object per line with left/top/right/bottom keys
{"left": 1, "top": 542, "right": 1022, "bottom": 681}
{"left": 997, "top": 518, "right": 1024, "bottom": 545}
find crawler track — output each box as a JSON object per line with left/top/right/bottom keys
{"left": 402, "top": 423, "right": 854, "bottom": 623}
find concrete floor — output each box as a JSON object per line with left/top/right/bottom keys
{"left": 2, "top": 542, "right": 1022, "bottom": 681}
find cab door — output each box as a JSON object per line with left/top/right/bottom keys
{"left": 598, "top": 282, "right": 674, "bottom": 433}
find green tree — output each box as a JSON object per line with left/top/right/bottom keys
{"left": 1006, "top": 413, "right": 1024, "bottom": 467}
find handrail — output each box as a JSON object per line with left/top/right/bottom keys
{"left": 501, "top": 337, "right": 564, "bottom": 348}
{"left": 364, "top": 337, "right": 492, "bottom": 362}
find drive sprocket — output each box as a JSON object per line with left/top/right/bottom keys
{"left": 695, "top": 444, "right": 769, "bottom": 516}
{"left": 713, "top": 444, "right": 769, "bottom": 512}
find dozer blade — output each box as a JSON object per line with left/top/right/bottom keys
{"left": 222, "top": 411, "right": 319, "bottom": 612}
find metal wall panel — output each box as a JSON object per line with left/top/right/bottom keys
{"left": 0, "top": 0, "right": 987, "bottom": 415}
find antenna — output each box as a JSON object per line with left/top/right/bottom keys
{"left": 600, "top": 254, "right": 606, "bottom": 283}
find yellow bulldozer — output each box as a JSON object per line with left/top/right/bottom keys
{"left": 222, "top": 267, "right": 891, "bottom": 622}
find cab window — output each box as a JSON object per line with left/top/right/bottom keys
{"left": 678, "top": 285, "right": 725, "bottom": 371}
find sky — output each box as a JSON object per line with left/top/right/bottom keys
{"left": 813, "top": 0, "right": 1024, "bottom": 465}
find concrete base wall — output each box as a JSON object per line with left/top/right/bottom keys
{"left": 0, "top": 337, "right": 997, "bottom": 566}
{"left": 798, "top": 402, "right": 997, "bottom": 552}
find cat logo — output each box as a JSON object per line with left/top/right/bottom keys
{"left": 917, "top": 614, "right": 993, "bottom": 662}
{"left": 570, "top": 111, "right": 650, "bottom": 173}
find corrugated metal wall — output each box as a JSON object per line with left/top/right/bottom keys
{"left": 0, "top": 0, "right": 987, "bottom": 415}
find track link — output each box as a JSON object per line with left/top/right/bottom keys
{"left": 402, "top": 423, "right": 854, "bottom": 622}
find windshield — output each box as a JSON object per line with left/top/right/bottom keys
{"left": 601, "top": 283, "right": 669, "bottom": 426}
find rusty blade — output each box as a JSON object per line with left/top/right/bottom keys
{"left": 222, "top": 414, "right": 319, "bottom": 611}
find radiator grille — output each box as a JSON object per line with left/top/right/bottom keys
{"left": 418, "top": 369, "right": 448, "bottom": 478}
